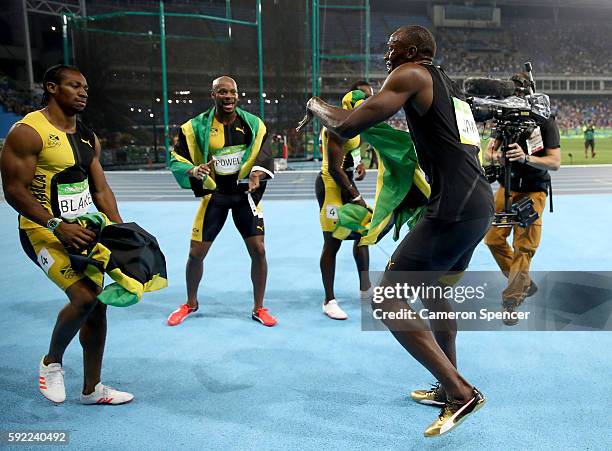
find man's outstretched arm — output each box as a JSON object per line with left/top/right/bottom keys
{"left": 299, "top": 65, "right": 423, "bottom": 139}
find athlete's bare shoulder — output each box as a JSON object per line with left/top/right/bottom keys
{"left": 382, "top": 62, "right": 432, "bottom": 95}
{"left": 3, "top": 121, "right": 43, "bottom": 156}
{"left": 381, "top": 63, "right": 434, "bottom": 115}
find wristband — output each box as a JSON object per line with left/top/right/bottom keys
{"left": 352, "top": 194, "right": 362, "bottom": 202}
{"left": 523, "top": 154, "right": 530, "bottom": 165}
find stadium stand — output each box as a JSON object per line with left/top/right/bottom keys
{"left": 0, "top": 76, "right": 39, "bottom": 116}
{"left": 1, "top": 0, "right": 610, "bottom": 164}
{"left": 366, "top": 17, "right": 612, "bottom": 76}
{"left": 553, "top": 98, "right": 610, "bottom": 130}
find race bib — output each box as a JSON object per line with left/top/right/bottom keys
{"left": 211, "top": 145, "right": 246, "bottom": 175}
{"left": 57, "top": 179, "right": 92, "bottom": 219}
{"left": 37, "top": 247, "right": 55, "bottom": 274}
{"left": 326, "top": 205, "right": 339, "bottom": 220}
{"left": 452, "top": 97, "right": 480, "bottom": 146}
{"left": 526, "top": 126, "right": 544, "bottom": 155}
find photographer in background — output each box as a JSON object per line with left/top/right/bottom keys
{"left": 583, "top": 119, "right": 596, "bottom": 159}
{"left": 484, "top": 72, "right": 561, "bottom": 324}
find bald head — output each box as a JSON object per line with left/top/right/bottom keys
{"left": 211, "top": 75, "right": 239, "bottom": 116}
{"left": 385, "top": 25, "right": 436, "bottom": 73}
{"left": 212, "top": 76, "right": 237, "bottom": 91}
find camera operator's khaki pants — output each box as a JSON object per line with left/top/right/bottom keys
{"left": 484, "top": 187, "right": 547, "bottom": 302}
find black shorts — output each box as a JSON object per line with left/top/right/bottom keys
{"left": 191, "top": 191, "right": 264, "bottom": 243}
{"left": 385, "top": 216, "right": 491, "bottom": 282}
{"left": 585, "top": 139, "right": 595, "bottom": 148}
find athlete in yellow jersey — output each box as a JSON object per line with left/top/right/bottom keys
{"left": 166, "top": 76, "right": 277, "bottom": 327}
{"left": 0, "top": 65, "right": 134, "bottom": 405}
{"left": 316, "top": 82, "right": 373, "bottom": 320}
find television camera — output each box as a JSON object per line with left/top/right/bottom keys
{"left": 464, "top": 62, "right": 550, "bottom": 227}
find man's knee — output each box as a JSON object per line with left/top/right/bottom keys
{"left": 484, "top": 228, "right": 506, "bottom": 247}
{"left": 515, "top": 241, "right": 538, "bottom": 258}
{"left": 433, "top": 328, "right": 456, "bottom": 344}
{"left": 82, "top": 300, "right": 107, "bottom": 329}
{"left": 484, "top": 227, "right": 508, "bottom": 248}
{"left": 247, "top": 238, "right": 266, "bottom": 259}
{"left": 189, "top": 240, "right": 210, "bottom": 261}
{"left": 322, "top": 239, "right": 341, "bottom": 256}
{"left": 67, "top": 282, "right": 100, "bottom": 314}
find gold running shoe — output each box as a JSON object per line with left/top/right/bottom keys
{"left": 410, "top": 382, "right": 446, "bottom": 407}
{"left": 424, "top": 388, "right": 486, "bottom": 437}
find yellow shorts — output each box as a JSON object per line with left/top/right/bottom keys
{"left": 315, "top": 172, "right": 352, "bottom": 233}
{"left": 19, "top": 226, "right": 86, "bottom": 292}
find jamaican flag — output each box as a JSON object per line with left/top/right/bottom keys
{"left": 332, "top": 92, "right": 431, "bottom": 244}
{"left": 68, "top": 213, "right": 168, "bottom": 307}
{"left": 169, "top": 106, "right": 272, "bottom": 196}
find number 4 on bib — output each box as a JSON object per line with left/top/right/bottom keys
{"left": 452, "top": 97, "right": 480, "bottom": 146}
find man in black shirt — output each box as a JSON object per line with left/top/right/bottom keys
{"left": 484, "top": 73, "right": 561, "bottom": 324}
{"left": 298, "top": 25, "right": 493, "bottom": 437}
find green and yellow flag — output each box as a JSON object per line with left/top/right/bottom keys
{"left": 68, "top": 213, "right": 168, "bottom": 307}
{"left": 332, "top": 92, "right": 430, "bottom": 244}
{"left": 169, "top": 106, "right": 268, "bottom": 195}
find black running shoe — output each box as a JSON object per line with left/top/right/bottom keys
{"left": 502, "top": 299, "right": 520, "bottom": 326}
{"left": 525, "top": 281, "right": 538, "bottom": 298}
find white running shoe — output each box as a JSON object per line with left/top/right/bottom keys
{"left": 359, "top": 286, "right": 373, "bottom": 301}
{"left": 322, "top": 299, "right": 348, "bottom": 320}
{"left": 80, "top": 383, "right": 134, "bottom": 405}
{"left": 39, "top": 357, "right": 66, "bottom": 403}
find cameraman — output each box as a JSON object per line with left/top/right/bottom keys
{"left": 484, "top": 72, "right": 560, "bottom": 323}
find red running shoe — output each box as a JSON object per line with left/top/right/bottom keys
{"left": 167, "top": 303, "right": 197, "bottom": 326}
{"left": 252, "top": 308, "right": 277, "bottom": 327}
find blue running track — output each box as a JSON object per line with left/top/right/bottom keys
{"left": 0, "top": 194, "right": 611, "bottom": 450}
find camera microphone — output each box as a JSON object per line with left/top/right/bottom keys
{"left": 464, "top": 78, "right": 517, "bottom": 98}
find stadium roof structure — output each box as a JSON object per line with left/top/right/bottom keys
{"left": 24, "top": 0, "right": 85, "bottom": 16}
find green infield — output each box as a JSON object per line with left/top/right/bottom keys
{"left": 361, "top": 136, "right": 612, "bottom": 168}
{"left": 477, "top": 135, "right": 612, "bottom": 166}
{"left": 558, "top": 136, "right": 612, "bottom": 165}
